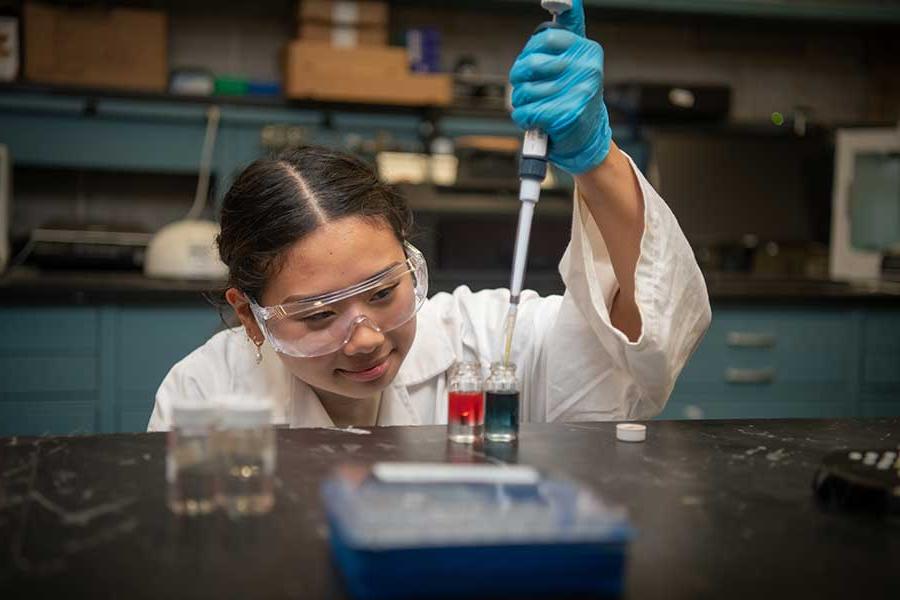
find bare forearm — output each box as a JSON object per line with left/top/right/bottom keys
{"left": 573, "top": 142, "right": 645, "bottom": 342}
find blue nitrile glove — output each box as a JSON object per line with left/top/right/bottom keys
{"left": 509, "top": 0, "right": 611, "bottom": 174}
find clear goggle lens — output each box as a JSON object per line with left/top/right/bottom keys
{"left": 249, "top": 243, "right": 428, "bottom": 358}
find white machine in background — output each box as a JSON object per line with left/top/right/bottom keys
{"left": 144, "top": 105, "right": 228, "bottom": 280}
{"left": 0, "top": 145, "right": 9, "bottom": 273}
{"left": 829, "top": 126, "right": 900, "bottom": 281}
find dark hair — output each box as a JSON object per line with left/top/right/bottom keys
{"left": 217, "top": 145, "right": 413, "bottom": 302}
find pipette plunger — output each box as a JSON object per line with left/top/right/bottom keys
{"left": 501, "top": 0, "right": 572, "bottom": 367}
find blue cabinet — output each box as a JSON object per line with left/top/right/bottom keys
{"left": 0, "top": 308, "right": 100, "bottom": 436}
{"left": 660, "top": 305, "right": 900, "bottom": 420}
{"left": 0, "top": 304, "right": 223, "bottom": 436}
{"left": 859, "top": 309, "right": 900, "bottom": 417}
{"left": 113, "top": 307, "right": 224, "bottom": 432}
{"left": 1, "top": 302, "right": 897, "bottom": 434}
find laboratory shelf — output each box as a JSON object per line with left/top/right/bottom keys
{"left": 403, "top": 185, "right": 573, "bottom": 216}
{"left": 0, "top": 85, "right": 648, "bottom": 185}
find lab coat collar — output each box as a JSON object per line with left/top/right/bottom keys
{"left": 289, "top": 376, "right": 336, "bottom": 428}
{"left": 289, "top": 371, "right": 426, "bottom": 428}
{"left": 393, "top": 302, "right": 456, "bottom": 387}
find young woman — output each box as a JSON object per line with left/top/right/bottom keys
{"left": 148, "top": 1, "right": 711, "bottom": 430}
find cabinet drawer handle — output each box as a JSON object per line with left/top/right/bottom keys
{"left": 725, "top": 367, "right": 776, "bottom": 384}
{"left": 726, "top": 332, "right": 776, "bottom": 348}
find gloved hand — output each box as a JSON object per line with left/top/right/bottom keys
{"left": 509, "top": 0, "right": 611, "bottom": 174}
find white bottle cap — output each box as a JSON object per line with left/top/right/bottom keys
{"left": 616, "top": 423, "right": 647, "bottom": 442}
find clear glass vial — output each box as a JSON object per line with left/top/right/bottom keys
{"left": 484, "top": 362, "right": 520, "bottom": 443}
{"left": 167, "top": 400, "right": 218, "bottom": 516}
{"left": 447, "top": 361, "right": 485, "bottom": 444}
{"left": 214, "top": 397, "right": 276, "bottom": 517}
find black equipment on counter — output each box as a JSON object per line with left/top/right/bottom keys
{"left": 606, "top": 82, "right": 731, "bottom": 123}
{"left": 813, "top": 448, "right": 900, "bottom": 515}
{"left": 26, "top": 221, "right": 152, "bottom": 271}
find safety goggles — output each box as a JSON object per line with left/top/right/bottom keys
{"left": 248, "top": 242, "right": 428, "bottom": 358}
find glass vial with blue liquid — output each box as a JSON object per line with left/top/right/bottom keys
{"left": 484, "top": 362, "right": 520, "bottom": 442}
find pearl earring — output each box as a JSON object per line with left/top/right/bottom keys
{"left": 249, "top": 333, "right": 263, "bottom": 365}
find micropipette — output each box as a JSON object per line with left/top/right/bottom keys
{"left": 502, "top": 0, "right": 573, "bottom": 365}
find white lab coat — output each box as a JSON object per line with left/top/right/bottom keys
{"left": 148, "top": 157, "right": 711, "bottom": 431}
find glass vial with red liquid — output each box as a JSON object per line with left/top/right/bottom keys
{"left": 447, "top": 361, "right": 484, "bottom": 443}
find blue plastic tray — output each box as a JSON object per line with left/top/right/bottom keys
{"left": 321, "top": 463, "right": 632, "bottom": 599}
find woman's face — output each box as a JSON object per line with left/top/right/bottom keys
{"left": 246, "top": 216, "right": 417, "bottom": 400}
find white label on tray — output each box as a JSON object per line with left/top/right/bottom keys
{"left": 373, "top": 462, "right": 540, "bottom": 485}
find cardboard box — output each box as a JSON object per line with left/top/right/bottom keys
{"left": 284, "top": 41, "right": 406, "bottom": 80}
{"left": 24, "top": 1, "right": 167, "bottom": 91}
{"left": 297, "top": 22, "right": 387, "bottom": 47}
{"left": 298, "top": 0, "right": 388, "bottom": 26}
{"left": 283, "top": 41, "right": 451, "bottom": 107}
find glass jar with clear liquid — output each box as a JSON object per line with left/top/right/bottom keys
{"left": 447, "top": 361, "right": 484, "bottom": 443}
{"left": 214, "top": 398, "right": 276, "bottom": 517}
{"left": 484, "top": 362, "right": 520, "bottom": 442}
{"left": 167, "top": 401, "right": 218, "bottom": 516}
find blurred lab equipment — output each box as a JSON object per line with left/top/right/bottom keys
{"left": 376, "top": 152, "right": 430, "bottom": 184}
{"left": 0, "top": 14, "right": 19, "bottom": 82}
{"left": 376, "top": 149, "right": 457, "bottom": 186}
{"left": 829, "top": 126, "right": 900, "bottom": 282}
{"left": 169, "top": 68, "right": 215, "bottom": 96}
{"left": 605, "top": 82, "right": 731, "bottom": 124}
{"left": 428, "top": 137, "right": 458, "bottom": 186}
{"left": 167, "top": 398, "right": 219, "bottom": 516}
{"left": 648, "top": 126, "right": 833, "bottom": 273}
{"left": 451, "top": 56, "right": 508, "bottom": 112}
{"left": 0, "top": 145, "right": 9, "bottom": 272}
{"left": 26, "top": 220, "right": 152, "bottom": 271}
{"left": 454, "top": 136, "right": 521, "bottom": 189}
{"left": 214, "top": 395, "right": 276, "bottom": 517}
{"left": 814, "top": 448, "right": 900, "bottom": 515}
{"left": 144, "top": 105, "right": 228, "bottom": 280}
{"left": 406, "top": 27, "right": 440, "bottom": 72}
{"left": 321, "top": 461, "right": 632, "bottom": 599}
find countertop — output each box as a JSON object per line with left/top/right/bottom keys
{"left": 0, "top": 419, "right": 898, "bottom": 599}
{"left": 1, "top": 267, "right": 900, "bottom": 305}
{"left": 0, "top": 267, "right": 222, "bottom": 304}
